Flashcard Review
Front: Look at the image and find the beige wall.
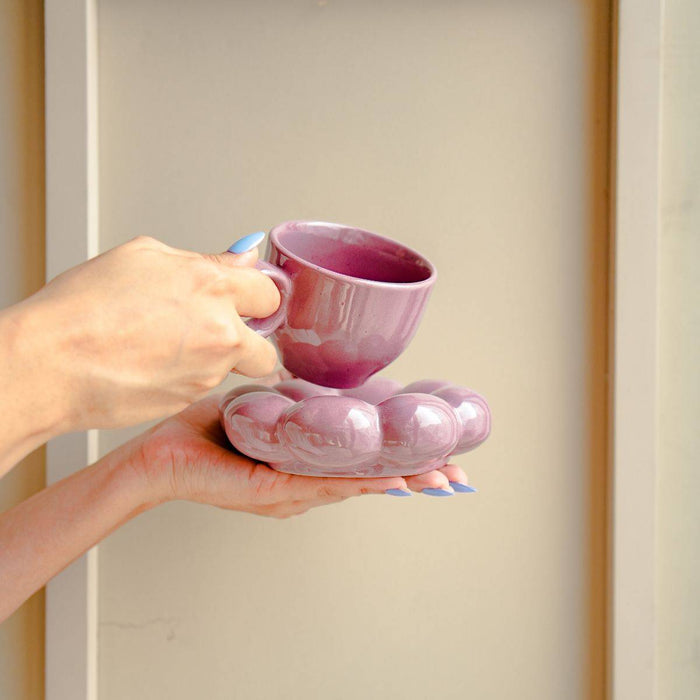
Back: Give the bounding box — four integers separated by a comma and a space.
96, 1, 610, 698
3, 1, 695, 698
657, 0, 700, 698
0, 0, 46, 698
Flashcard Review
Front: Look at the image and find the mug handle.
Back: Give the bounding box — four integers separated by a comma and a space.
246, 261, 292, 338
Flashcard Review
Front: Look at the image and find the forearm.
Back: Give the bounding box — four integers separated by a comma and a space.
0, 299, 71, 475
0, 440, 161, 621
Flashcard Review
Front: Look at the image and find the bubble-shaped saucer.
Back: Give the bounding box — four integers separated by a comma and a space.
219, 377, 491, 478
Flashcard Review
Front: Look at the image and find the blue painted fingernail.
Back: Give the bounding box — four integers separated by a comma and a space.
449, 482, 478, 493
228, 231, 266, 254
422, 488, 454, 497
386, 488, 412, 497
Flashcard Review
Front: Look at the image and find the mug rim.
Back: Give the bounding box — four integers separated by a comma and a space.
268, 220, 437, 289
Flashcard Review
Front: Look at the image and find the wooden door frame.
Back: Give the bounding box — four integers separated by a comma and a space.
44, 1, 664, 698
44, 1, 99, 699
610, 1, 663, 698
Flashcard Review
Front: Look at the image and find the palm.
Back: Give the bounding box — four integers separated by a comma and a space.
142, 394, 472, 517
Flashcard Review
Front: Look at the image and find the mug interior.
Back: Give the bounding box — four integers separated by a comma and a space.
272, 222, 434, 284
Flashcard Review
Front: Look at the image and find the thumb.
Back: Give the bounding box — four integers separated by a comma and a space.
210, 231, 267, 268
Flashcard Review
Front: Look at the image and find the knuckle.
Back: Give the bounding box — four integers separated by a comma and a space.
201, 317, 241, 352
187, 260, 222, 296
222, 324, 243, 350
203, 373, 225, 391
205, 265, 232, 293
126, 234, 157, 248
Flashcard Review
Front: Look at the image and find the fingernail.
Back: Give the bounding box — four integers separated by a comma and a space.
385, 488, 412, 497
422, 488, 454, 497
449, 482, 478, 493
228, 231, 266, 254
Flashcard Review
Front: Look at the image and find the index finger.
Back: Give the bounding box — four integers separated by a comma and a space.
229, 266, 281, 319
279, 473, 412, 501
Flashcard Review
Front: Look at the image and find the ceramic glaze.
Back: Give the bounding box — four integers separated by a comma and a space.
220, 377, 491, 478
377, 393, 461, 470
279, 396, 382, 470
222, 392, 294, 463
248, 221, 436, 388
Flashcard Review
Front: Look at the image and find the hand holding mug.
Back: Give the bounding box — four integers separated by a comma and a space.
11, 235, 280, 432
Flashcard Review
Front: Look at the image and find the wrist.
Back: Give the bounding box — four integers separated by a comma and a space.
10, 301, 72, 438
105, 427, 176, 508
97, 438, 169, 516
0, 300, 74, 469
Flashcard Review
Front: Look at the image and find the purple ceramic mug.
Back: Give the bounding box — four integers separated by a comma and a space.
248, 221, 436, 389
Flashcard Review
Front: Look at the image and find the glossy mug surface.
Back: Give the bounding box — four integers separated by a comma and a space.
250, 221, 436, 388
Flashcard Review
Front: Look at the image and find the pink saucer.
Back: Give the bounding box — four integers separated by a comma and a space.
219, 377, 490, 478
